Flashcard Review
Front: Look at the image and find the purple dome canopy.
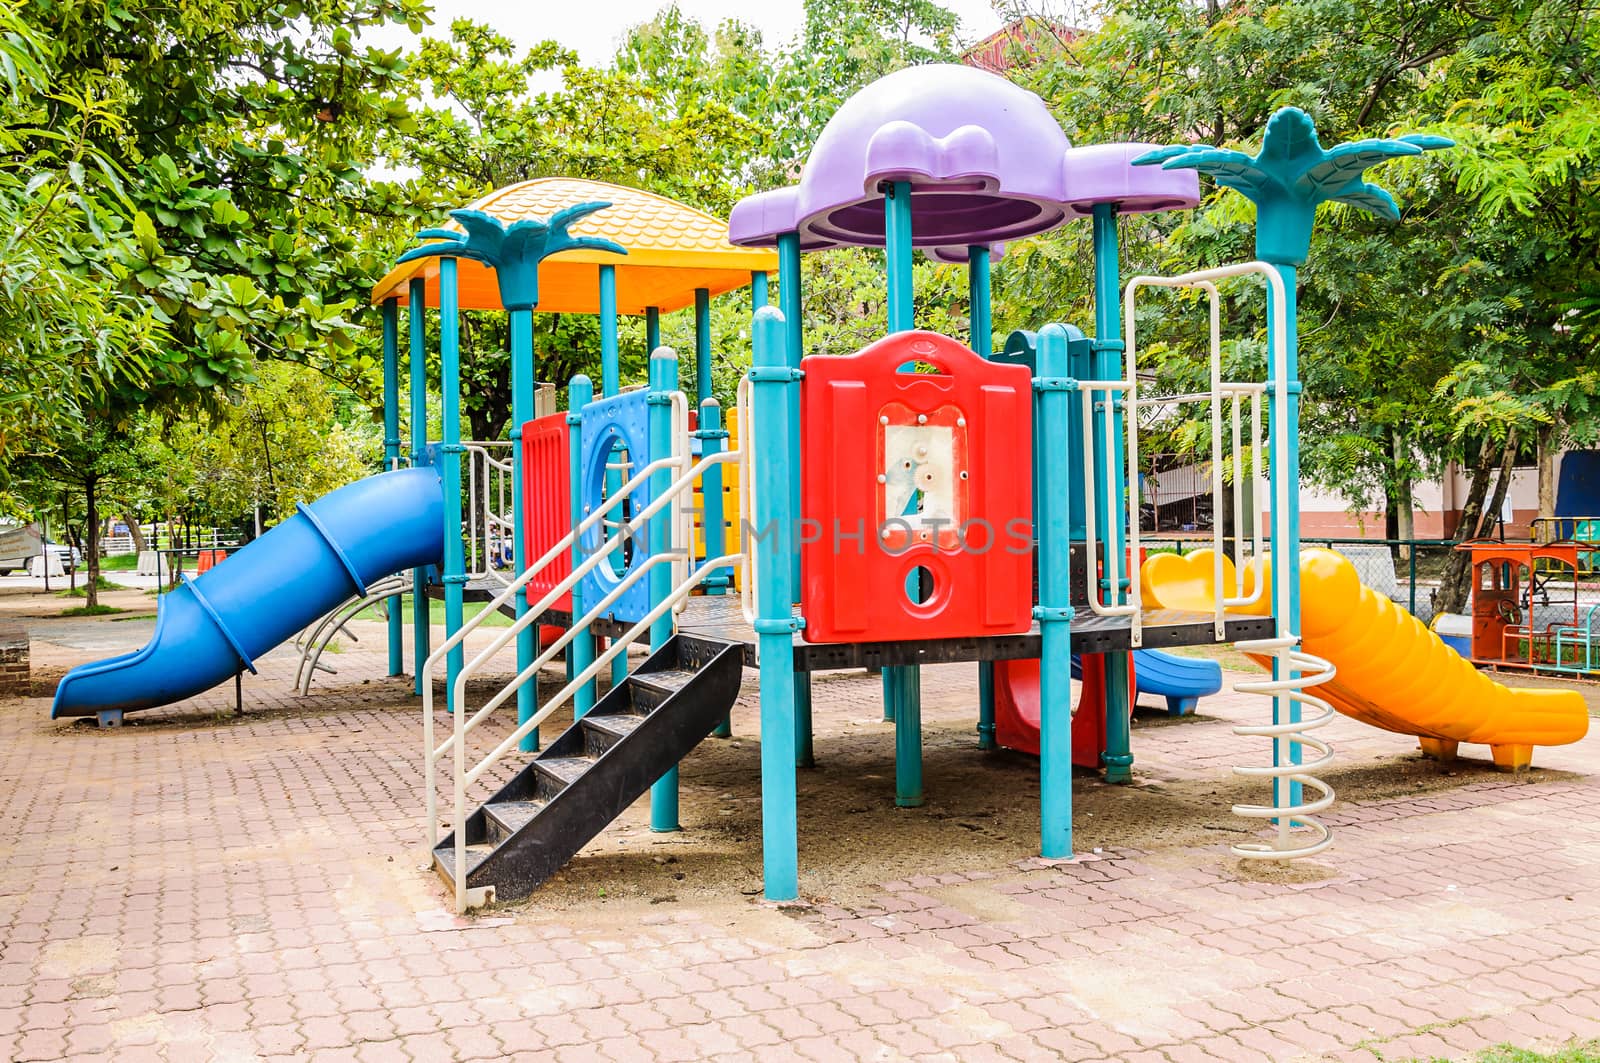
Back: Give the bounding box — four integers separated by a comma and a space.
729, 64, 1074, 250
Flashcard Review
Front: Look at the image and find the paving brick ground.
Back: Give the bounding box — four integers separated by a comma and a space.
4, 626, 1600, 1062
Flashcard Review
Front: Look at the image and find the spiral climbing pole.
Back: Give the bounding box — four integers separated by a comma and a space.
1230, 635, 1337, 859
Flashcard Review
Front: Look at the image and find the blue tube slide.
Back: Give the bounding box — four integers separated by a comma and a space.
52, 468, 444, 719
1070, 649, 1223, 716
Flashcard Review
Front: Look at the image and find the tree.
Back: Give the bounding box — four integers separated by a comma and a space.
997, 0, 1599, 587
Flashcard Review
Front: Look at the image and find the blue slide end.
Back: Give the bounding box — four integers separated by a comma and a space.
1129, 649, 1222, 715
52, 468, 444, 719
1070, 649, 1223, 716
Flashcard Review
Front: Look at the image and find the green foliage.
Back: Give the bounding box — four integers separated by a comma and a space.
998, 0, 1600, 523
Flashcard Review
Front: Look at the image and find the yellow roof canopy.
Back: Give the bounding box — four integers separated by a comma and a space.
370, 178, 776, 315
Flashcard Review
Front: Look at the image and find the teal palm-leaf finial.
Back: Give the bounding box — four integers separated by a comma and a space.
396, 200, 627, 311
1132, 108, 1451, 265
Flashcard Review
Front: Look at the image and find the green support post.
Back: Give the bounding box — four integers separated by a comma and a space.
1037, 324, 1075, 859
648, 349, 680, 832
510, 307, 539, 751
883, 180, 922, 804
408, 279, 430, 696
569, 375, 597, 716
970, 246, 997, 751
438, 258, 466, 715
751, 305, 799, 900
646, 306, 660, 355
777, 232, 813, 768
381, 297, 404, 677
694, 287, 712, 405
1092, 204, 1133, 784
752, 270, 769, 308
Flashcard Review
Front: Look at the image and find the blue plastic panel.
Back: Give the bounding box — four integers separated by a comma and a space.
579, 390, 653, 624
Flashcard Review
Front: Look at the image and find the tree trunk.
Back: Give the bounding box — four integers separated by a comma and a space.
125, 516, 147, 554
1392, 428, 1413, 560
1435, 438, 1505, 613
85, 478, 100, 610
1536, 424, 1557, 528
1482, 439, 1517, 540
63, 490, 75, 594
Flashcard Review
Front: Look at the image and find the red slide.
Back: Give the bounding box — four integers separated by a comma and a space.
994, 655, 1136, 767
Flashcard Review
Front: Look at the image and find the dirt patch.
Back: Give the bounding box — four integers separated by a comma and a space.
500, 664, 1575, 914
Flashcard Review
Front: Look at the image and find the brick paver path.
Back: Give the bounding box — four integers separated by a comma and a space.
4, 632, 1599, 1062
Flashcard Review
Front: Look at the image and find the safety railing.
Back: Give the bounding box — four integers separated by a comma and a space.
1079, 264, 1275, 645
420, 389, 749, 911
464, 441, 516, 585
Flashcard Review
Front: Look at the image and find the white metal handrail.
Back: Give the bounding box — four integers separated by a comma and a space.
427, 447, 739, 771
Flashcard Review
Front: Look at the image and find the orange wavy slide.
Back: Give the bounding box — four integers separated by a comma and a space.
1140, 547, 1589, 770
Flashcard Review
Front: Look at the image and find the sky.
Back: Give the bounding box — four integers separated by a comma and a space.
399, 0, 1008, 65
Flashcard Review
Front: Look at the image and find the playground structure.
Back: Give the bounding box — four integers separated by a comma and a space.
51, 65, 1590, 911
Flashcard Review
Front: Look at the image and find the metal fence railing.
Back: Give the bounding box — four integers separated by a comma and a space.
1143, 536, 1458, 622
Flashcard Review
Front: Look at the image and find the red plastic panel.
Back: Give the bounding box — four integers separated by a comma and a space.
521, 412, 572, 613
800, 330, 1033, 643
993, 656, 1137, 768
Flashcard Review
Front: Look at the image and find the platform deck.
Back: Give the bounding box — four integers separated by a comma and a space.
433, 579, 1273, 670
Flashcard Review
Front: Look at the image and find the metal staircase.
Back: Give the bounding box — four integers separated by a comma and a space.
432, 634, 743, 905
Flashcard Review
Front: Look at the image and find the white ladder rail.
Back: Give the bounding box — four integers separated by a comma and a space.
1123, 260, 1337, 859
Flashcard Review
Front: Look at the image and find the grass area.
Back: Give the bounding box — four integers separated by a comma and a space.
110, 613, 157, 622
1459, 1042, 1600, 1063
55, 575, 121, 597
97, 553, 140, 571
353, 593, 515, 628
61, 604, 123, 617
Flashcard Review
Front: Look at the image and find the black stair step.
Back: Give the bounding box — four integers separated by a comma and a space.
433, 841, 493, 884
581, 713, 644, 756
483, 800, 544, 845
630, 669, 697, 697
532, 756, 593, 797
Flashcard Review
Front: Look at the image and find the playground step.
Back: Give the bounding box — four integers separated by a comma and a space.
433, 635, 744, 906
483, 800, 544, 845
432, 841, 493, 882
581, 712, 645, 756
532, 756, 593, 800
628, 668, 699, 711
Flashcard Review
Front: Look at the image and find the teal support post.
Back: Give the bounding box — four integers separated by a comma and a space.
568, 376, 597, 716
407, 279, 430, 696
648, 349, 681, 832
694, 287, 712, 405
509, 308, 539, 751
883, 181, 922, 801
1092, 204, 1134, 785
697, 400, 730, 596
438, 258, 466, 715
381, 298, 404, 678
970, 246, 997, 751
1036, 324, 1075, 858
646, 305, 660, 355
777, 233, 812, 765
751, 305, 799, 900
599, 265, 620, 397
1268, 263, 1303, 808
752, 270, 769, 309
600, 266, 627, 689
